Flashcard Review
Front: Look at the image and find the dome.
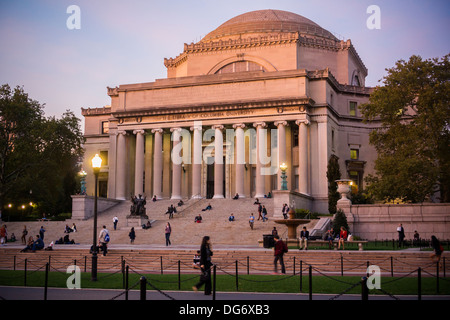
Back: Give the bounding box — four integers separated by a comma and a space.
201, 9, 337, 42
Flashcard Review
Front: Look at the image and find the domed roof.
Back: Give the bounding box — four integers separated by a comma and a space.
201, 9, 337, 42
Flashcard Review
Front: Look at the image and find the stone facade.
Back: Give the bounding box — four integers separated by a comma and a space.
82, 10, 377, 213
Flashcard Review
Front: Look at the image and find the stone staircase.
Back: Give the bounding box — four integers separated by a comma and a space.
2, 197, 317, 247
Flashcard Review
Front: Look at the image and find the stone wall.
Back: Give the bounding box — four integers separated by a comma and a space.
71, 195, 121, 220
339, 202, 450, 241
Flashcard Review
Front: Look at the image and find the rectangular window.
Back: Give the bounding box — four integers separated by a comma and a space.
101, 121, 109, 134
350, 149, 359, 160
100, 151, 108, 166
349, 101, 357, 116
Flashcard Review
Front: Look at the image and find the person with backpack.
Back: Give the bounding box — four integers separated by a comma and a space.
273, 235, 287, 274
98, 225, 110, 256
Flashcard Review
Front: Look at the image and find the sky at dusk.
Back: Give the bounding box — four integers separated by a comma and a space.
0, 0, 449, 127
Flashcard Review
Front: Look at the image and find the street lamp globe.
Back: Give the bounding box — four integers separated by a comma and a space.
91, 154, 102, 172
280, 162, 288, 172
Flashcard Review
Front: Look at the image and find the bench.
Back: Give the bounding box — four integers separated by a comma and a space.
306, 240, 369, 250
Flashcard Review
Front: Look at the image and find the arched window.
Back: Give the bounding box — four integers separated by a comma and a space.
215, 61, 267, 74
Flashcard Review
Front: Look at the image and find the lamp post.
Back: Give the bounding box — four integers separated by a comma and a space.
280, 162, 288, 191
79, 170, 87, 195
91, 154, 102, 281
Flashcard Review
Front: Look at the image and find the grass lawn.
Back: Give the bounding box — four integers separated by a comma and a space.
0, 270, 448, 297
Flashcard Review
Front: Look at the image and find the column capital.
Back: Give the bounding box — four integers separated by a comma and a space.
133, 129, 145, 135
151, 128, 164, 134
274, 120, 289, 127
190, 125, 202, 132
253, 122, 267, 128
170, 127, 182, 133
232, 123, 246, 129
212, 124, 224, 130
117, 130, 128, 136
295, 118, 310, 126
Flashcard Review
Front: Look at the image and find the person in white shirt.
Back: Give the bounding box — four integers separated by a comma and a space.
98, 226, 109, 256
113, 216, 119, 230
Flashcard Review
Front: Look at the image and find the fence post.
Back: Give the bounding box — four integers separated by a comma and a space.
340, 255, 343, 276
122, 259, 126, 289
390, 257, 394, 277
140, 276, 147, 301
84, 256, 87, 273
417, 267, 421, 301
24, 258, 27, 287
125, 265, 129, 301
178, 260, 181, 290
436, 261, 440, 294
44, 262, 49, 301
293, 256, 296, 275
160, 256, 163, 275
247, 256, 249, 275
235, 260, 239, 291
299, 260, 303, 293
361, 277, 368, 301
14, 256, 16, 271
213, 264, 217, 301
308, 265, 312, 301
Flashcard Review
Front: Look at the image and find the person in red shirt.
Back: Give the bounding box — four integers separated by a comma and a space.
338, 226, 348, 250
273, 235, 288, 274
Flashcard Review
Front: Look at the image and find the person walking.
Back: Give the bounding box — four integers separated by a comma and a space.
113, 216, 119, 231
129, 227, 136, 244
257, 203, 263, 220
273, 235, 287, 274
397, 224, 405, 248
430, 235, 444, 268
262, 205, 268, 222
165, 222, 172, 246
193, 236, 213, 295
98, 225, 109, 256
249, 214, 255, 230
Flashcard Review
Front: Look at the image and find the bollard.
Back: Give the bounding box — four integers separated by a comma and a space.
140, 276, 147, 300
361, 277, 369, 301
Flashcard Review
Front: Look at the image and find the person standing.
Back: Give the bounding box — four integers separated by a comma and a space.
21, 225, 28, 245
98, 225, 109, 256
113, 216, 119, 230
0, 225, 7, 246
262, 205, 268, 222
257, 203, 263, 220
129, 227, 136, 244
165, 222, 172, 246
193, 236, 213, 295
273, 235, 287, 274
299, 226, 309, 250
39, 226, 45, 241
397, 224, 405, 248
430, 235, 444, 267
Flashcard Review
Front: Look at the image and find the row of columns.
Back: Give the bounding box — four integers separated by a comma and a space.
114, 119, 310, 200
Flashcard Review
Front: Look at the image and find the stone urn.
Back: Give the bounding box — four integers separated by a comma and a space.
336, 179, 353, 205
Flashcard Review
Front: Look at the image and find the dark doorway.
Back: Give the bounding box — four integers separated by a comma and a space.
206, 156, 226, 199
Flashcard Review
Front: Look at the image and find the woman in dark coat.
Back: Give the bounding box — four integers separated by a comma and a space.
193, 236, 213, 295
430, 235, 444, 267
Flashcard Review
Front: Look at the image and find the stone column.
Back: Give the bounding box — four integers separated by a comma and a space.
296, 119, 310, 195
212, 125, 224, 199
274, 121, 288, 190
190, 124, 202, 199
151, 129, 163, 199
170, 128, 182, 200
253, 122, 267, 198
233, 123, 246, 197
133, 130, 145, 196
116, 130, 127, 200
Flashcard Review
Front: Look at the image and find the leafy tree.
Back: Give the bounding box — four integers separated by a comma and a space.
326, 154, 341, 214
0, 84, 84, 219
360, 54, 450, 203
332, 209, 349, 233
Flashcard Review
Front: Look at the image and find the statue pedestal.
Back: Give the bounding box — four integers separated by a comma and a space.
126, 215, 149, 228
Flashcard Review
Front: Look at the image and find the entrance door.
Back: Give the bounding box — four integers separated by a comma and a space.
206, 156, 226, 199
